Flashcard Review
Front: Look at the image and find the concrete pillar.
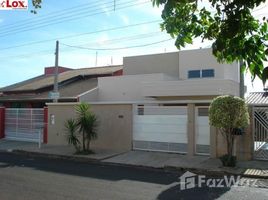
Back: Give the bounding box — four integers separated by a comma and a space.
43, 107, 48, 143
236, 107, 254, 161
187, 103, 195, 156
0, 107, 5, 139
210, 126, 217, 158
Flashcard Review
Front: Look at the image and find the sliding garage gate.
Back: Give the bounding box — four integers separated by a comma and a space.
5, 108, 44, 142
133, 105, 188, 153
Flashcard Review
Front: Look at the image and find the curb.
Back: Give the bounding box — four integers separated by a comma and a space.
9, 149, 169, 173
2, 149, 267, 179
11, 149, 101, 164
163, 166, 268, 179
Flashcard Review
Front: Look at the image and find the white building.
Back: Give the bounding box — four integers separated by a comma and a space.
82, 48, 240, 102
78, 48, 242, 155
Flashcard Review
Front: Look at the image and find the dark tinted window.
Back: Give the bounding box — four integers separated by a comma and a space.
198, 108, 209, 116
188, 70, 201, 78
202, 69, 214, 77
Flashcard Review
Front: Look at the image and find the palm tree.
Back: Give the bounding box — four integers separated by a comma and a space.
75, 103, 98, 152
64, 118, 80, 152
85, 113, 98, 151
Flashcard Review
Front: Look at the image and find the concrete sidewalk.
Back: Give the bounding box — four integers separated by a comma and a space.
103, 151, 268, 178
0, 139, 125, 160
0, 139, 267, 179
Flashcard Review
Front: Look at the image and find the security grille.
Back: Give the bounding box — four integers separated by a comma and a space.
5, 108, 44, 142
253, 107, 268, 160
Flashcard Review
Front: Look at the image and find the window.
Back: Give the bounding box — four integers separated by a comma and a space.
188, 70, 201, 78
137, 105, 144, 115
198, 108, 209, 116
202, 69, 214, 78
188, 69, 215, 79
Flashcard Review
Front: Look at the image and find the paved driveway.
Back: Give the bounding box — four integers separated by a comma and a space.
0, 139, 38, 151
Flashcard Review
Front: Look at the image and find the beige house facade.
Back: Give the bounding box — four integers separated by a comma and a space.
47, 48, 253, 160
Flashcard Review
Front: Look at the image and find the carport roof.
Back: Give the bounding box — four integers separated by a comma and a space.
246, 92, 268, 105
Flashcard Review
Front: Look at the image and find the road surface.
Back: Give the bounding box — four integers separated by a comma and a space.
0, 152, 267, 200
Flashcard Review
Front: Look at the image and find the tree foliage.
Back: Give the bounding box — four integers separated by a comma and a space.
31, 0, 42, 14
152, 0, 268, 83
209, 95, 249, 166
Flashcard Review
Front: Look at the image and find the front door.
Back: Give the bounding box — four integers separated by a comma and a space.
195, 107, 210, 155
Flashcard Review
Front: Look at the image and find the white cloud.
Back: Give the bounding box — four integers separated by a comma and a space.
119, 14, 129, 25
136, 2, 163, 17
96, 33, 109, 45
101, 5, 111, 17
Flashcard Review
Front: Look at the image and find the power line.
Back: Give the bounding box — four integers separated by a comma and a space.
0, 20, 161, 51
0, 37, 173, 60
0, 0, 148, 36
0, 0, 137, 33
76, 31, 162, 46
0, 0, 150, 37
60, 38, 173, 51
0, 0, 115, 29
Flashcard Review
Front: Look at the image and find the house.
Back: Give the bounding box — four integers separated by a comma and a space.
0, 65, 122, 142
46, 48, 253, 161
0, 65, 123, 108
246, 92, 268, 160
1, 48, 255, 160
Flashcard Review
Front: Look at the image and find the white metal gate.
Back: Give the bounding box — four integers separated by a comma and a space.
253, 107, 268, 160
195, 107, 210, 155
5, 108, 44, 142
133, 105, 188, 153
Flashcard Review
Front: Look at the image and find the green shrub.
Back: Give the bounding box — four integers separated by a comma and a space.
220, 155, 237, 167
65, 103, 98, 154
209, 95, 249, 167
65, 118, 80, 152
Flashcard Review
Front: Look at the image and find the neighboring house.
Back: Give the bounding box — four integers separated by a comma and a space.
0, 65, 123, 108
246, 92, 268, 160
0, 65, 122, 143
47, 48, 253, 161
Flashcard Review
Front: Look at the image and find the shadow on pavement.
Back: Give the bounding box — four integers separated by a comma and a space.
0, 152, 180, 185
157, 184, 230, 200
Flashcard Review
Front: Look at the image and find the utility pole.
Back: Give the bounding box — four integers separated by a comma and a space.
53, 40, 59, 103
95, 51, 98, 66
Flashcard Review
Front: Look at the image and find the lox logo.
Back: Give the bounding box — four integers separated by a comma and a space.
0, 0, 28, 10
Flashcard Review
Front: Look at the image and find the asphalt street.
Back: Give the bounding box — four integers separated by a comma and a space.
0, 152, 267, 200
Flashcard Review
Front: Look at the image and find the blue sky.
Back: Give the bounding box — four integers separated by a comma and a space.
0, 0, 267, 94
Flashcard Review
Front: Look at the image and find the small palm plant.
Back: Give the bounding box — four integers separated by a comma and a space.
85, 113, 98, 151
75, 103, 98, 153
65, 118, 80, 152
